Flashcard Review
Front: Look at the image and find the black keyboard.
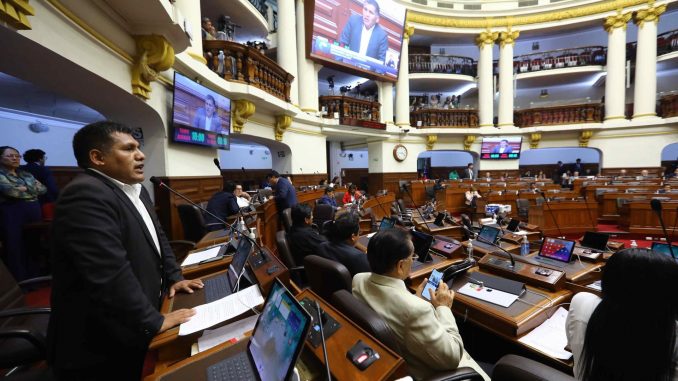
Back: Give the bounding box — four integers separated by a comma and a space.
207, 352, 256, 381
203, 274, 232, 303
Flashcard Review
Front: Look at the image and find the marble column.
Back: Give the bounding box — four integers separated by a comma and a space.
632, 4, 666, 119
603, 11, 632, 121
475, 31, 498, 127
497, 29, 519, 127
395, 24, 414, 127
296, 0, 319, 112
378, 81, 394, 124
277, 0, 298, 104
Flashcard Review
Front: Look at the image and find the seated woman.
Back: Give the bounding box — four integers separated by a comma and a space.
448, 170, 459, 180
288, 203, 327, 265
205, 180, 240, 230
566, 248, 678, 381
319, 211, 369, 277
318, 187, 338, 208
464, 187, 481, 208
342, 184, 364, 205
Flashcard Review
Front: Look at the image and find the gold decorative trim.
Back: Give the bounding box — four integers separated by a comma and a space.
232, 99, 256, 133
396, 122, 411, 126
634, 3, 666, 27
275, 114, 293, 141
475, 30, 498, 47
579, 130, 593, 147
498, 28, 520, 48
497, 123, 515, 127
604, 10, 632, 32
403, 23, 415, 40
287, 127, 325, 137
463, 135, 476, 151
132, 35, 174, 100
426, 135, 437, 150
594, 131, 675, 139
479, 123, 495, 127
0, 0, 34, 29
632, 112, 658, 118
300, 108, 318, 112
407, 0, 650, 29
603, 115, 627, 120
530, 133, 542, 149
187, 50, 207, 65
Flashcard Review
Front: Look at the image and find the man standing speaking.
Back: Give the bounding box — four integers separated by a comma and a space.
339, 0, 388, 62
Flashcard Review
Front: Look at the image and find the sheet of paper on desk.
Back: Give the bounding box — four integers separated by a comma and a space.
457, 282, 519, 308
179, 285, 264, 336
198, 314, 259, 353
518, 307, 573, 360
181, 246, 222, 267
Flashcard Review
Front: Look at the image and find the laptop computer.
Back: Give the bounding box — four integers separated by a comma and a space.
206, 278, 312, 381
203, 238, 253, 303
379, 217, 396, 230
651, 242, 678, 259
410, 230, 434, 268
535, 237, 576, 268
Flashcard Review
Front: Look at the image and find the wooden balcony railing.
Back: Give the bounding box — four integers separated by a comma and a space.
203, 40, 294, 102
409, 54, 477, 76
660, 94, 678, 118
657, 29, 678, 56
513, 46, 606, 74
319, 96, 385, 129
514, 103, 603, 128
410, 108, 479, 128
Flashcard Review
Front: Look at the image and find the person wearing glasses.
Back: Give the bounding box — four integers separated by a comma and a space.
353, 229, 489, 380
0, 146, 46, 280
234, 184, 251, 208
319, 211, 369, 277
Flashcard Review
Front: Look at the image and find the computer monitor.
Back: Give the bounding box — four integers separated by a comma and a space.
477, 225, 500, 244
249, 279, 312, 381
580, 231, 609, 251
506, 219, 520, 232
651, 242, 678, 258
227, 238, 253, 292
410, 230, 433, 262
538, 237, 576, 263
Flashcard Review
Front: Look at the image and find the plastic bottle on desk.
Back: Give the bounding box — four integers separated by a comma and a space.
521, 235, 530, 256
238, 217, 247, 236
467, 242, 474, 261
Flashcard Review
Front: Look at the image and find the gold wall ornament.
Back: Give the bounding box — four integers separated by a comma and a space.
275, 114, 293, 141
426, 135, 437, 150
231, 100, 256, 133
131, 35, 174, 100
0, 0, 34, 29
579, 130, 593, 147
529, 133, 542, 149
498, 28, 520, 48
633, 3, 666, 27
603, 10, 632, 32
406, 0, 649, 29
475, 30, 498, 47
463, 135, 476, 151
403, 24, 415, 40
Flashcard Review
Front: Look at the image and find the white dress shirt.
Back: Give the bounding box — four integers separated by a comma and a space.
359, 25, 375, 57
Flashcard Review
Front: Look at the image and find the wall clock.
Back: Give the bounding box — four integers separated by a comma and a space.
393, 144, 408, 162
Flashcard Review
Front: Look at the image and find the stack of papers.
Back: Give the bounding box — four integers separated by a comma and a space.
179, 285, 264, 336
181, 246, 222, 267
518, 307, 573, 360
197, 314, 259, 353
457, 282, 520, 308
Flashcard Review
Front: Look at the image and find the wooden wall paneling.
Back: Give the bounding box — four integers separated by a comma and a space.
600, 167, 665, 177
50, 166, 84, 191
342, 168, 369, 191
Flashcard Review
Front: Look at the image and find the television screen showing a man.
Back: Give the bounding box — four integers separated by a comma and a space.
193, 95, 223, 133
491, 139, 513, 154
339, 0, 388, 62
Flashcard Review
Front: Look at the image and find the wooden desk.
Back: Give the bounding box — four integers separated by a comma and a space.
412, 217, 464, 240
619, 199, 678, 234
195, 229, 231, 249
528, 200, 598, 236
525, 253, 604, 284
462, 240, 521, 256
363, 193, 396, 222
598, 192, 678, 222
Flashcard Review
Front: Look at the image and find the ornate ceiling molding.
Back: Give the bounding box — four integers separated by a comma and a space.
131, 35, 174, 100
232, 99, 256, 133
426, 134, 437, 150
275, 114, 293, 141
0, 0, 34, 30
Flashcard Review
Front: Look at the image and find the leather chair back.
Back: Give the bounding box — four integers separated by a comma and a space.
177, 204, 208, 242
331, 290, 400, 353
516, 198, 530, 219
313, 204, 335, 231
275, 230, 297, 269
281, 208, 293, 233
303, 255, 351, 301
0, 260, 24, 321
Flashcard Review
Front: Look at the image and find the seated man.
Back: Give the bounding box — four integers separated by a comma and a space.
353, 229, 489, 380
234, 184, 251, 208
288, 203, 327, 264
317, 187, 338, 208
205, 180, 240, 229
320, 211, 369, 276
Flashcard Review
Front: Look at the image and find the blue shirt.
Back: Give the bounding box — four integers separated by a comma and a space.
318, 194, 337, 207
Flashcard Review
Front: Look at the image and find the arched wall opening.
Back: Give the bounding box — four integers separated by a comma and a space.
417, 150, 479, 179
519, 147, 602, 179
217, 134, 292, 190
661, 143, 678, 176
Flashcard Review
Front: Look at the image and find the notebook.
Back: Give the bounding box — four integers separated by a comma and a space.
206, 279, 311, 381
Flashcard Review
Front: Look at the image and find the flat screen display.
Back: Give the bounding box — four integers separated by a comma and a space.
307, 0, 407, 80
171, 72, 230, 149
538, 237, 575, 263
477, 225, 500, 244
480, 136, 522, 160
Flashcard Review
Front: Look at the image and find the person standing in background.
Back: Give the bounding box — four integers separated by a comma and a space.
21, 149, 59, 217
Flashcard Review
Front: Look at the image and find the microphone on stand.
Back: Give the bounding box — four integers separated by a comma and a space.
399, 182, 429, 227
540, 191, 565, 239
582, 193, 597, 231
241, 166, 246, 174
315, 300, 332, 381
476, 233, 518, 270
651, 199, 676, 260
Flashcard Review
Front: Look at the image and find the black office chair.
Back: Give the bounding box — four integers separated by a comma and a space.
281, 208, 293, 233
460, 214, 480, 240
168, 240, 196, 265
0, 260, 51, 374
176, 203, 222, 242
313, 204, 335, 235
492, 354, 575, 381
275, 231, 306, 287
303, 255, 351, 301
516, 198, 530, 220
331, 290, 484, 381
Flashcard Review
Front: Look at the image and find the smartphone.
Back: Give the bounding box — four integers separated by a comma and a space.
422, 269, 443, 301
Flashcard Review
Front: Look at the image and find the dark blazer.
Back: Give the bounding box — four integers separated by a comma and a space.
205, 191, 240, 229
317, 194, 337, 208
274, 177, 297, 211
491, 144, 513, 154
339, 15, 388, 61
20, 162, 59, 203
192, 107, 222, 133
461, 168, 475, 180
320, 241, 370, 277
288, 225, 327, 265
47, 170, 183, 374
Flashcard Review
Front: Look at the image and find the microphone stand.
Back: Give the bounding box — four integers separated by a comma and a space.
582, 194, 597, 231
315, 300, 332, 381
540, 191, 565, 239
400, 183, 430, 227
475, 234, 520, 271
651, 199, 677, 260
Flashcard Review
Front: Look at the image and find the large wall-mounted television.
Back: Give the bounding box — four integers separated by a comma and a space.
171, 72, 231, 150
305, 0, 407, 81
480, 136, 522, 160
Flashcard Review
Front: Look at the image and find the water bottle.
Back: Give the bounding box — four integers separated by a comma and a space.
630, 240, 638, 249
521, 235, 530, 256
238, 217, 247, 236
467, 242, 474, 261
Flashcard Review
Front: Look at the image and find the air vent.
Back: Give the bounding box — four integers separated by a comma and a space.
438, 2, 455, 8
464, 3, 481, 9
550, 0, 566, 3
412, 0, 427, 4
519, 0, 538, 6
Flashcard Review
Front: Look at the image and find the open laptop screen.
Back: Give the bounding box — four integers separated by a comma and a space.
477, 225, 500, 244
651, 242, 678, 258
581, 231, 609, 251
539, 237, 576, 263
249, 279, 311, 381
228, 238, 253, 292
